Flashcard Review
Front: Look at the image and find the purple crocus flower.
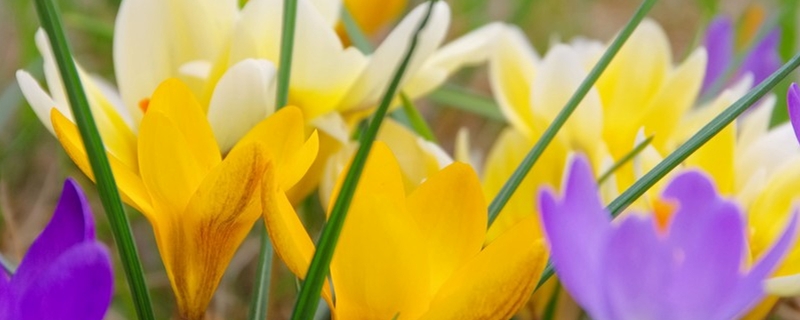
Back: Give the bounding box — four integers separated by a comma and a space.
0, 179, 113, 319
701, 16, 782, 96
787, 82, 800, 143
539, 156, 798, 320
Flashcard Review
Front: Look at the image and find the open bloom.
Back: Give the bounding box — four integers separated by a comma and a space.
540, 156, 798, 320
0, 179, 113, 320
50, 79, 318, 319
263, 142, 546, 319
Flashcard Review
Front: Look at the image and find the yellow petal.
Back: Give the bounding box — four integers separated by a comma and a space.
234, 105, 319, 190
685, 124, 735, 195
51, 109, 153, 214
330, 143, 430, 319
420, 216, 547, 320
484, 128, 567, 243
157, 142, 268, 319
146, 78, 221, 170
641, 48, 706, 152
138, 79, 222, 214
261, 161, 334, 309
407, 162, 486, 293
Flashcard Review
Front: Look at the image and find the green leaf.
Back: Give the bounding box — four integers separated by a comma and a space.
428, 84, 506, 122
399, 92, 437, 142
32, 0, 155, 318
290, 1, 441, 319
536, 51, 800, 290
486, 0, 658, 227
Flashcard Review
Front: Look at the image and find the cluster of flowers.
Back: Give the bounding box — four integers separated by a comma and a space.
9, 0, 800, 319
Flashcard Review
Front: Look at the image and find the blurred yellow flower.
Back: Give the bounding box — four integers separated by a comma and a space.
263, 142, 546, 319
344, 0, 406, 35
49, 79, 318, 319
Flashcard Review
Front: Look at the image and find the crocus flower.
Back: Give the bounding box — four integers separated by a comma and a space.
343, 0, 406, 35
540, 156, 798, 320
0, 179, 113, 320
262, 142, 546, 319
50, 79, 318, 319
701, 15, 782, 97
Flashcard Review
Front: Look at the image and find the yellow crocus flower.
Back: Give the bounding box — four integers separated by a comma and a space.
263, 142, 546, 319
49, 79, 318, 319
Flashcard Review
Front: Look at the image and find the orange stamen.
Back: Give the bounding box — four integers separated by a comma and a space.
139, 98, 151, 114
652, 198, 677, 234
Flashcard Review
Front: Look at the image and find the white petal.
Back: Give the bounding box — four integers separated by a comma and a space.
738, 94, 776, 151
208, 59, 277, 152
35, 30, 68, 108
308, 0, 342, 26
16, 70, 68, 134
765, 274, 800, 297
533, 44, 603, 151
233, 0, 366, 119
311, 112, 351, 144
403, 22, 504, 98
114, 0, 237, 123
337, 1, 450, 112
488, 25, 539, 137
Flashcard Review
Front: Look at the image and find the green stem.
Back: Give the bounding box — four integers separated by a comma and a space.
33, 0, 154, 318
487, 0, 658, 227
428, 84, 506, 122
290, 2, 440, 319
341, 6, 374, 53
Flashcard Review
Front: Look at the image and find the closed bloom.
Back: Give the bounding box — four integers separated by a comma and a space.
701, 14, 781, 97
263, 142, 546, 319
50, 79, 318, 319
540, 156, 798, 320
0, 179, 113, 320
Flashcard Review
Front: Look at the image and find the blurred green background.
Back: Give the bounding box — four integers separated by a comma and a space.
0, 0, 797, 318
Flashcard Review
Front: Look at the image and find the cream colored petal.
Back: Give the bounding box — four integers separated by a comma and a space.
308, 0, 342, 26
403, 22, 504, 98
114, 0, 237, 122
738, 94, 777, 152
208, 59, 277, 152
735, 124, 800, 192
489, 26, 539, 137
337, 1, 450, 112
766, 274, 800, 297
532, 44, 603, 155
16, 70, 66, 134
233, 0, 366, 119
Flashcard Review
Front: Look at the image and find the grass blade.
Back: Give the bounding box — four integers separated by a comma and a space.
597, 135, 653, 184
250, 0, 300, 317
487, 0, 658, 227
290, 2, 440, 318
32, 0, 155, 318
248, 227, 274, 320
428, 84, 506, 122
399, 92, 437, 142
535, 52, 800, 290
341, 6, 374, 53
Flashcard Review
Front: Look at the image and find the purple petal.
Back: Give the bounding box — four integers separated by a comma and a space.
600, 215, 672, 320
701, 16, 734, 95
539, 155, 611, 317
666, 200, 744, 319
661, 171, 726, 246
739, 28, 782, 86
17, 242, 113, 320
0, 272, 10, 319
10, 179, 95, 296
787, 83, 800, 144
718, 212, 799, 318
